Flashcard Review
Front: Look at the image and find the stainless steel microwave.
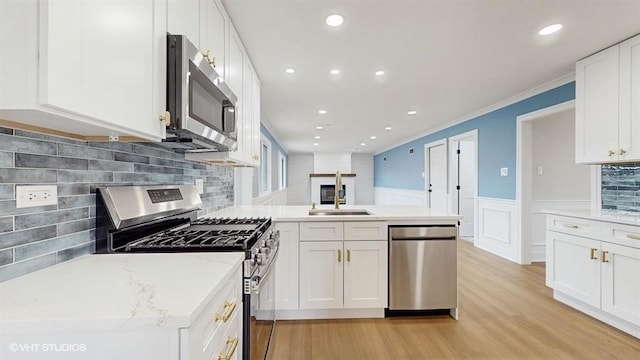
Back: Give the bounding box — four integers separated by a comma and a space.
164, 34, 238, 152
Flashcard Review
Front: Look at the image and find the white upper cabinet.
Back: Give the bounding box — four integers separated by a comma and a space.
0, 0, 167, 141
201, 0, 227, 78
167, 0, 200, 46
576, 33, 640, 164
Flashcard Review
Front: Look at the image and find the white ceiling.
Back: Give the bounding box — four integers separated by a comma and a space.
221, 0, 640, 155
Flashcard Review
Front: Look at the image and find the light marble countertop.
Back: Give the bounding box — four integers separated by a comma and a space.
0, 252, 244, 332
542, 209, 640, 227
211, 205, 461, 224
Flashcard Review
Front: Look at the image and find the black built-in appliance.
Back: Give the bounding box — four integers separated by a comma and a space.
95, 185, 278, 360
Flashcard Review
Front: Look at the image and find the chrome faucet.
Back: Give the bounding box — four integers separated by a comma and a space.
334, 171, 343, 209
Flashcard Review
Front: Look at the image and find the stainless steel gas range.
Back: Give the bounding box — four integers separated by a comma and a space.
95, 185, 279, 360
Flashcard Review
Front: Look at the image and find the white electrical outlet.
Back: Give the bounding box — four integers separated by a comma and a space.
16, 185, 58, 208
195, 179, 204, 194
500, 167, 509, 177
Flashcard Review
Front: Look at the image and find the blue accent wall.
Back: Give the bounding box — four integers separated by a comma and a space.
260, 124, 288, 192
373, 82, 576, 200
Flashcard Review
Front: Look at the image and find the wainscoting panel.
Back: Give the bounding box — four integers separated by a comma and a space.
476, 197, 517, 262
530, 200, 590, 262
374, 187, 425, 206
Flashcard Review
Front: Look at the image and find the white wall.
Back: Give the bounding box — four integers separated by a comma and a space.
352, 153, 374, 205
287, 154, 314, 205
313, 153, 351, 173
532, 110, 590, 200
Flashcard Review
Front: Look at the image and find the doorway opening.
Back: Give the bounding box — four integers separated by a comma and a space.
449, 130, 478, 243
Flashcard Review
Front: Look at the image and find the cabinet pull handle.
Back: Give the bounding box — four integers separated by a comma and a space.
626, 234, 640, 240
337, 249, 342, 262
562, 224, 579, 229
215, 301, 236, 322
608, 149, 615, 156
590, 248, 598, 260
620, 148, 627, 156
601, 251, 609, 263
218, 337, 239, 360
347, 249, 351, 262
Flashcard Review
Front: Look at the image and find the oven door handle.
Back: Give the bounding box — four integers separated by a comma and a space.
251, 245, 279, 294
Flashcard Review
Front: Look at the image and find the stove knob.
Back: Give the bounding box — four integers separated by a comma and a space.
261, 247, 271, 256
250, 253, 259, 266
266, 239, 275, 248
256, 253, 266, 266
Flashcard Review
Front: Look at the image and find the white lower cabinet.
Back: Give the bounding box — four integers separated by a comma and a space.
274, 222, 300, 311
299, 241, 344, 309
600, 242, 640, 326
546, 214, 640, 338
297, 221, 389, 312
180, 265, 242, 360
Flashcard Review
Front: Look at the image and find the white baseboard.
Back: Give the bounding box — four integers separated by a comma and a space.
276, 308, 385, 320
476, 197, 518, 262
530, 200, 590, 262
253, 188, 288, 206
374, 187, 425, 206
554, 290, 640, 339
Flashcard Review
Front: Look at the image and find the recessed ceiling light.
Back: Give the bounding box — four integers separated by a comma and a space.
313, 142, 319, 146
384, 126, 392, 131
370, 136, 377, 140
316, 125, 324, 130
318, 110, 327, 114
539, 24, 563, 36
330, 69, 340, 75
314, 135, 320, 139
408, 110, 417, 115
325, 14, 344, 27
285, 68, 295, 74
375, 70, 385, 76
360, 143, 366, 146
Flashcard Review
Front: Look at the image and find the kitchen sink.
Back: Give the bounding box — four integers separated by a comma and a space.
308, 209, 372, 216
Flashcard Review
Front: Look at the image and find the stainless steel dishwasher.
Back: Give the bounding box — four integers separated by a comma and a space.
388, 225, 457, 312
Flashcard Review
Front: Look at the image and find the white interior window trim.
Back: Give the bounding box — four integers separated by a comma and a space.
260, 136, 272, 195
278, 151, 287, 190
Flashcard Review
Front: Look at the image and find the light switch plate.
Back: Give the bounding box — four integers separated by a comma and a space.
500, 167, 508, 177
16, 185, 58, 208
195, 179, 204, 194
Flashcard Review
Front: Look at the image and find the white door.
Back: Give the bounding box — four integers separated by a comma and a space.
426, 141, 448, 211
456, 140, 475, 237
601, 242, 640, 325
299, 241, 343, 309
343, 241, 388, 309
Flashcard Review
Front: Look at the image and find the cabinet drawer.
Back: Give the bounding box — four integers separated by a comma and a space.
182, 266, 241, 360
209, 304, 242, 360
546, 215, 596, 238
300, 222, 343, 241
344, 222, 388, 241
600, 222, 640, 248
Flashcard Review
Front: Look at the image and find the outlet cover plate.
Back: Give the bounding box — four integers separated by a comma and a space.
500, 167, 509, 177
16, 185, 58, 208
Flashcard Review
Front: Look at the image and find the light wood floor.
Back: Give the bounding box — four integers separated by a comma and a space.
267, 240, 640, 359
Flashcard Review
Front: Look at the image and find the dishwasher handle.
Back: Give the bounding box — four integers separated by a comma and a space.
389, 226, 457, 240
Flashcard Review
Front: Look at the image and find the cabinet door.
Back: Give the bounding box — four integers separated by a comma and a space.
251, 72, 261, 166
601, 242, 640, 326
343, 241, 388, 308
299, 241, 343, 309
274, 223, 299, 311
167, 0, 200, 46
242, 60, 254, 163
619, 34, 640, 161
202, 0, 226, 78
40, 0, 166, 140
546, 231, 601, 308
226, 26, 245, 161
575, 45, 620, 163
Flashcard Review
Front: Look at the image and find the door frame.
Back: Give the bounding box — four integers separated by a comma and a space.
424, 139, 448, 209
448, 129, 478, 243
515, 99, 601, 264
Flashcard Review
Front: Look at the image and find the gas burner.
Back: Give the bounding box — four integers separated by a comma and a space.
191, 217, 269, 226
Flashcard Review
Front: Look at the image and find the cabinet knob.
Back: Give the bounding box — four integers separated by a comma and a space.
620, 148, 627, 156
608, 149, 615, 157
159, 111, 171, 127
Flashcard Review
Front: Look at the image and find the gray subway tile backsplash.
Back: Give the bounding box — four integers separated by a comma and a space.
601, 164, 640, 214
0, 127, 234, 281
